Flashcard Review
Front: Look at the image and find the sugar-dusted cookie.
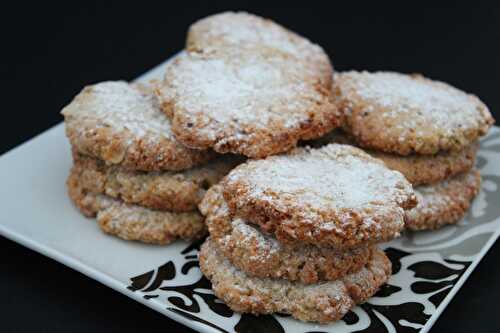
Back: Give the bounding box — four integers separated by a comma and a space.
72, 151, 241, 212
222, 144, 416, 249
406, 169, 481, 231
67, 168, 206, 245
157, 13, 340, 158
199, 238, 391, 323
373, 146, 477, 186
62, 81, 214, 171
158, 50, 339, 158
186, 11, 333, 85
334, 71, 494, 155
310, 130, 478, 185
200, 185, 373, 284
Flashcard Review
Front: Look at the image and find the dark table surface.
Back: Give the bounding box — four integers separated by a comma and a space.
1, 2, 499, 332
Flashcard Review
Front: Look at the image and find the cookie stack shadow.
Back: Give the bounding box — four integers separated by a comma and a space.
198, 144, 418, 322
62, 81, 241, 244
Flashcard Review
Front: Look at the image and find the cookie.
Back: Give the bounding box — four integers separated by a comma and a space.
200, 184, 373, 284
222, 144, 416, 250
186, 11, 333, 86
370, 145, 477, 186
72, 151, 241, 212
310, 130, 478, 185
157, 17, 340, 158
405, 169, 481, 231
199, 238, 391, 323
62, 81, 214, 171
334, 71, 494, 155
67, 167, 206, 244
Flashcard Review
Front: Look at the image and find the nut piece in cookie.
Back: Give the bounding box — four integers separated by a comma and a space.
156, 12, 340, 158
199, 238, 391, 323
406, 169, 481, 231
199, 184, 373, 284
222, 144, 417, 250
72, 151, 242, 212
334, 71, 494, 155
67, 168, 206, 245
62, 81, 214, 171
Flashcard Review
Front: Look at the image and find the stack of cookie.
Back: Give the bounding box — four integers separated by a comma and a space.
62, 81, 240, 244
199, 144, 417, 322
60, 9, 496, 325
331, 71, 494, 230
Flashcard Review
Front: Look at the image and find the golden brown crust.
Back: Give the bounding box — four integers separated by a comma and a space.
67, 167, 206, 245
334, 71, 494, 155
62, 81, 214, 171
405, 169, 481, 231
72, 151, 241, 212
310, 130, 478, 185
200, 185, 373, 284
199, 238, 391, 323
222, 144, 416, 250
156, 12, 341, 158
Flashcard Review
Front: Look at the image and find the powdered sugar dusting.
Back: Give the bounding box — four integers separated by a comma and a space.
158, 12, 337, 156
227, 144, 413, 213
62, 81, 174, 140
340, 71, 488, 132
162, 52, 329, 141
408, 169, 479, 217
200, 239, 391, 322
189, 12, 326, 68
230, 218, 281, 259
209, 188, 281, 260
202, 239, 352, 314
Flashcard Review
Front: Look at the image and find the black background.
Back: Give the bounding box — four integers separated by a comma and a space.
1, 2, 499, 332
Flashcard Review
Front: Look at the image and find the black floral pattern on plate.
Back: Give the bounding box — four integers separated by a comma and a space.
127, 242, 472, 333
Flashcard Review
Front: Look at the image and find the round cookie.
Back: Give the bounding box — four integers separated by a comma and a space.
334, 71, 494, 155
72, 151, 241, 212
199, 238, 391, 323
157, 50, 339, 158
157, 13, 340, 159
405, 169, 481, 231
67, 168, 206, 245
222, 144, 417, 250
200, 184, 373, 284
186, 11, 333, 86
62, 81, 214, 171
370, 145, 477, 186
310, 130, 478, 185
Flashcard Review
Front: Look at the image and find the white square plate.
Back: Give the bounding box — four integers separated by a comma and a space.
1, 58, 499, 333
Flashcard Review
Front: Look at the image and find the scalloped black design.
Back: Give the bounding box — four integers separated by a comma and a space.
127, 242, 472, 333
